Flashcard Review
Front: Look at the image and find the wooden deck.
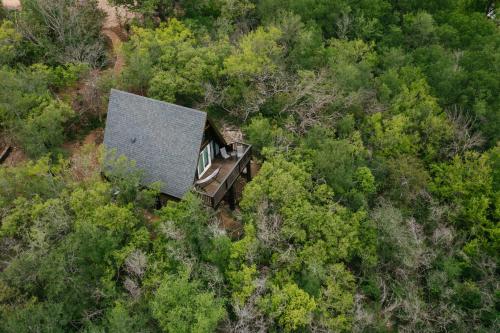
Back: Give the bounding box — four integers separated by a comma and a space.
195, 143, 252, 207
201, 157, 239, 196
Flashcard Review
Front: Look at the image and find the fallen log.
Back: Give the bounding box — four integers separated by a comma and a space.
0, 145, 12, 164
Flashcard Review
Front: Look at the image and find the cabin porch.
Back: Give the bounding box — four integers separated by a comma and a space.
195, 142, 252, 208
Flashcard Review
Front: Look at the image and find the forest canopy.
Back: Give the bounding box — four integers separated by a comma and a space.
0, 0, 499, 332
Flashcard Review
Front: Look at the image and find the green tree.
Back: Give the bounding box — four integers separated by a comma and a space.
17, 100, 75, 157
150, 273, 226, 333
121, 19, 221, 103
0, 20, 21, 65
316, 263, 356, 332
430, 151, 498, 253
261, 282, 316, 332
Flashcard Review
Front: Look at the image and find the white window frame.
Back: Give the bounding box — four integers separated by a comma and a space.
198, 143, 212, 177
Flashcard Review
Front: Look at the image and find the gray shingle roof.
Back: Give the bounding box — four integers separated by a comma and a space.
103, 89, 207, 198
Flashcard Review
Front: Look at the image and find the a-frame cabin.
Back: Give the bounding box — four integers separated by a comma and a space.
103, 89, 251, 208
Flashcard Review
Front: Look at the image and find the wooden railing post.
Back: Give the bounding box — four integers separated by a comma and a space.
227, 185, 236, 210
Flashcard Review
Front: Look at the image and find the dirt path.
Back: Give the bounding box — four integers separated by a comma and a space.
103, 28, 125, 75
63, 128, 104, 181
98, 0, 135, 29
2, 1, 133, 26
98, 0, 133, 75
2, 0, 20, 9
218, 207, 243, 238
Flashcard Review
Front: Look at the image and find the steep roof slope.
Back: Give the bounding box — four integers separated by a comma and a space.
103, 89, 207, 198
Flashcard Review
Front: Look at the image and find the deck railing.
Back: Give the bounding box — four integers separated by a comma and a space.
195, 142, 251, 207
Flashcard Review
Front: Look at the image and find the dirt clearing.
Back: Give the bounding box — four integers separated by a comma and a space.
2, 0, 20, 9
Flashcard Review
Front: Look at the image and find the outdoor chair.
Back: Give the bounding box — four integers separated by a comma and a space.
220, 147, 230, 159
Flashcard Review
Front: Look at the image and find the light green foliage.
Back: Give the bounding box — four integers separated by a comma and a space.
261, 282, 316, 332
70, 182, 111, 219
150, 274, 226, 333
431, 152, 493, 226
105, 302, 141, 333
29, 63, 89, 90
237, 155, 362, 330
354, 166, 376, 195
317, 263, 356, 332
227, 264, 258, 306
241, 155, 310, 214
372, 66, 456, 161
228, 223, 258, 265
391, 79, 454, 160
0, 197, 34, 239
0, 156, 66, 210
121, 19, 221, 102
242, 155, 361, 260
218, 25, 287, 117
367, 112, 420, 158
0, 20, 21, 65
430, 151, 498, 253
224, 26, 283, 77
0, 155, 160, 332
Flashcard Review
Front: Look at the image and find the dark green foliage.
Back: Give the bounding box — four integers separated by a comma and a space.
0, 65, 85, 157
300, 127, 371, 205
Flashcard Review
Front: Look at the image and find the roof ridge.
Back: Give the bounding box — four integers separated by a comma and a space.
110, 89, 207, 118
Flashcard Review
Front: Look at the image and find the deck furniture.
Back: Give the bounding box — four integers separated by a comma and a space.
195, 167, 220, 186
236, 144, 245, 158
195, 142, 252, 208
220, 147, 230, 159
